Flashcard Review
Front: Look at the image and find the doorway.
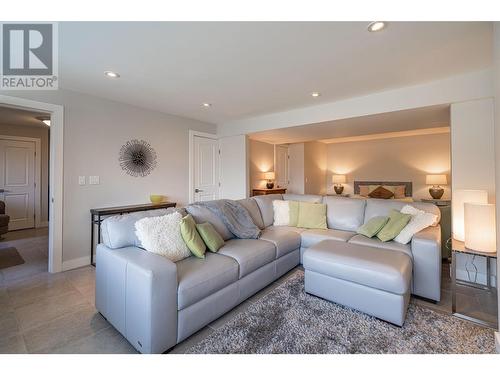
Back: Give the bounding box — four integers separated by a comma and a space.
0, 95, 63, 274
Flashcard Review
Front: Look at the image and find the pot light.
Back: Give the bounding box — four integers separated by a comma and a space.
202, 103, 211, 108
311, 92, 321, 97
367, 21, 387, 32
104, 71, 120, 78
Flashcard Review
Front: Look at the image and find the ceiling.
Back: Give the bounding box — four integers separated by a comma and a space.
249, 104, 450, 144
0, 106, 50, 128
58, 22, 492, 124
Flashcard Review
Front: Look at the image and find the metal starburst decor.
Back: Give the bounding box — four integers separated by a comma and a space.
119, 139, 157, 177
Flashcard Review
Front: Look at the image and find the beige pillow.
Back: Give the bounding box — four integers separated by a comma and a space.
368, 186, 394, 199
393, 185, 406, 199
359, 186, 370, 197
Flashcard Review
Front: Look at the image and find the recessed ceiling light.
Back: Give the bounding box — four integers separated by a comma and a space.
202, 103, 211, 108
367, 21, 387, 32
311, 92, 321, 98
104, 71, 120, 78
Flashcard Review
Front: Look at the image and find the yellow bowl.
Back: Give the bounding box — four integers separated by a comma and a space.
149, 195, 164, 204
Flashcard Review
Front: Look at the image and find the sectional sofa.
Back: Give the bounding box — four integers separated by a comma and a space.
95, 193, 441, 354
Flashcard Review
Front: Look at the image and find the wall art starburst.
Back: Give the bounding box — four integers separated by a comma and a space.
119, 139, 157, 177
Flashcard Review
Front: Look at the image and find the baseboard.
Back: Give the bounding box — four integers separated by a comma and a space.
495, 332, 500, 353
62, 256, 91, 271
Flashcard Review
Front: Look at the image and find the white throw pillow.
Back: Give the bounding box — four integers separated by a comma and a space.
134, 211, 191, 262
394, 205, 438, 244
273, 200, 290, 226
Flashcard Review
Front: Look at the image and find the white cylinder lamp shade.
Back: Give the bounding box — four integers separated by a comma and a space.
464, 203, 496, 253
332, 175, 346, 184
452, 189, 488, 241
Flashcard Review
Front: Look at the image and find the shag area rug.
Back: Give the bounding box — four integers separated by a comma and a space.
187, 271, 496, 354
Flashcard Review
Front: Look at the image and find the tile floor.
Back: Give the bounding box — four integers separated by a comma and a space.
0, 230, 498, 354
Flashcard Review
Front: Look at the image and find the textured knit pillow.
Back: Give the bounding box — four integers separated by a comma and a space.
135, 212, 191, 262
394, 205, 438, 244
297, 202, 327, 229
196, 222, 225, 252
273, 200, 290, 226
368, 186, 394, 199
180, 214, 206, 258
376, 209, 412, 242
357, 216, 389, 238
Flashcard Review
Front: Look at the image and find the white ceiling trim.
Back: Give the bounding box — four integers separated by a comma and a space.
217, 69, 493, 137
321, 126, 450, 144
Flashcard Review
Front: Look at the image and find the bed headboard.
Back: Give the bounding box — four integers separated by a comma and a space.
353, 181, 413, 197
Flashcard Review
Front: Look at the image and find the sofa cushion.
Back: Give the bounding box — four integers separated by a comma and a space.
357, 216, 389, 238
297, 202, 327, 229
186, 204, 234, 240
253, 194, 283, 228
364, 200, 441, 226
259, 227, 301, 258
348, 234, 412, 258
218, 239, 276, 278
176, 252, 239, 310
283, 194, 323, 203
180, 214, 206, 258
376, 210, 412, 242
303, 240, 412, 295
301, 228, 356, 248
101, 208, 178, 249
196, 222, 225, 252
238, 198, 265, 230
322, 196, 366, 232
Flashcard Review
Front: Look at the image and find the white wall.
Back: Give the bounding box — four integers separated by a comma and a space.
2, 89, 216, 265
451, 98, 497, 287
219, 135, 248, 200
0, 124, 50, 223
493, 22, 500, 341
304, 141, 327, 195
249, 139, 274, 191
326, 133, 451, 199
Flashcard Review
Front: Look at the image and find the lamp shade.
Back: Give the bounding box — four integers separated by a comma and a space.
426, 174, 447, 185
464, 203, 496, 253
452, 189, 488, 241
332, 174, 346, 184
262, 172, 275, 180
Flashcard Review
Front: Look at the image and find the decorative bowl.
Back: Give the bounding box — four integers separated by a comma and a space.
149, 195, 164, 204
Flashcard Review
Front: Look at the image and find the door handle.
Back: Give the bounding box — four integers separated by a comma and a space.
194, 188, 204, 193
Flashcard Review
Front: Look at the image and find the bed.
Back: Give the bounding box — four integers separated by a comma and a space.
352, 181, 414, 202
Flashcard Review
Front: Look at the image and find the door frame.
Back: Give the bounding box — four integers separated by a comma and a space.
188, 130, 219, 204
0, 95, 64, 273
0, 135, 43, 228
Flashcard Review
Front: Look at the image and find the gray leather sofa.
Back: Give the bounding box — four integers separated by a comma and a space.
95, 194, 441, 353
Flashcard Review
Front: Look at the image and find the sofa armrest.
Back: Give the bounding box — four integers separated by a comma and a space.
411, 225, 442, 301
95, 244, 178, 353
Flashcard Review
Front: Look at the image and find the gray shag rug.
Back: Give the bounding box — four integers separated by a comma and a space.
186, 271, 496, 354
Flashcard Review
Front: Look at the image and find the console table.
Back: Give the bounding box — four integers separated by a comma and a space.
251, 188, 287, 196
90, 202, 176, 266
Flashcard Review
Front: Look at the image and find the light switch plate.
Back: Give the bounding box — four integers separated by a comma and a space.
78, 176, 86, 185
89, 176, 100, 185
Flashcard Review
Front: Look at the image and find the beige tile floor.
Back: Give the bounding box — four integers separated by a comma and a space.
0, 229, 497, 354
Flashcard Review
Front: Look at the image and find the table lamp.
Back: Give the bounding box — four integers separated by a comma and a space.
426, 174, 447, 199
263, 172, 275, 189
464, 203, 496, 253
332, 175, 346, 195
452, 189, 488, 242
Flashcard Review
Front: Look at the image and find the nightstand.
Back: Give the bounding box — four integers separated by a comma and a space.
451, 239, 497, 329
251, 188, 287, 196
420, 199, 451, 258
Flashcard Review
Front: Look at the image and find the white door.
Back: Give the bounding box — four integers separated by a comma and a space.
275, 145, 289, 188
193, 135, 219, 202
0, 139, 36, 230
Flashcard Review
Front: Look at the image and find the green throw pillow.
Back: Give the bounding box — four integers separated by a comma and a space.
180, 214, 206, 258
288, 201, 299, 227
297, 202, 327, 229
196, 222, 225, 252
376, 210, 412, 242
357, 216, 389, 238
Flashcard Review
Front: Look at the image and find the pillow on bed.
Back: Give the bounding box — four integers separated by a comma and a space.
368, 186, 394, 199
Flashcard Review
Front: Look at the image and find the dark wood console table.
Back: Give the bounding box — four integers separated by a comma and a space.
90, 202, 176, 266
251, 188, 287, 196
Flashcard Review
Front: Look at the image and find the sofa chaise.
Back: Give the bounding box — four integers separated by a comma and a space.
95, 194, 441, 353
